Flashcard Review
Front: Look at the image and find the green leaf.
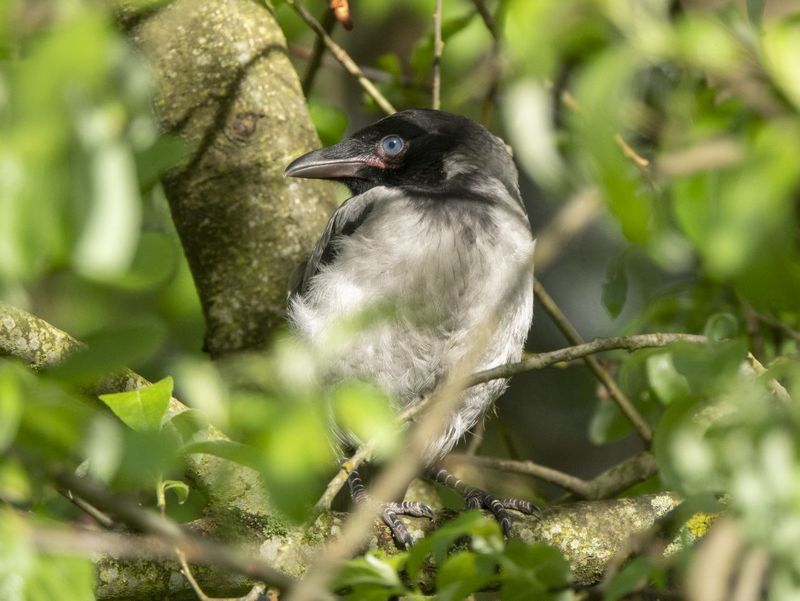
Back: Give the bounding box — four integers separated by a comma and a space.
332, 381, 399, 460
602, 252, 629, 318
436, 551, 498, 601
407, 512, 501, 580
0, 364, 23, 452
256, 404, 336, 521
604, 557, 663, 601
498, 540, 570, 601
160, 479, 190, 505
334, 552, 407, 595
308, 100, 348, 146
99, 376, 173, 431
646, 353, 691, 406
48, 321, 166, 381
747, 0, 764, 29
183, 439, 262, 471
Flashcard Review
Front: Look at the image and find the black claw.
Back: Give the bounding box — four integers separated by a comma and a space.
499, 498, 540, 516
382, 507, 414, 549
465, 490, 514, 537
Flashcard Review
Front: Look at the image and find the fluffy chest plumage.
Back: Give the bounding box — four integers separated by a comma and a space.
289, 188, 533, 403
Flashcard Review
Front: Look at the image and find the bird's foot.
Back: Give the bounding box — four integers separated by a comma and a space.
464, 489, 539, 537
380, 500, 436, 549
348, 469, 434, 549
428, 466, 539, 537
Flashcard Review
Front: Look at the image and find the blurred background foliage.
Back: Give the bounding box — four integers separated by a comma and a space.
2, 0, 800, 599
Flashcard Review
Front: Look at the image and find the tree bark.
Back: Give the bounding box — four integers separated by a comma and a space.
127, 0, 335, 357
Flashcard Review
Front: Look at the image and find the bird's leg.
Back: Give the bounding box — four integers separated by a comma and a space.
426, 466, 539, 537
347, 469, 435, 549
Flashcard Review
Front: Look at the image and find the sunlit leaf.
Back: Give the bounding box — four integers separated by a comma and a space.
99, 376, 173, 431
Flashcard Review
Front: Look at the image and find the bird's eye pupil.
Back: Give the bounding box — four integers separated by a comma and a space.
381, 135, 404, 156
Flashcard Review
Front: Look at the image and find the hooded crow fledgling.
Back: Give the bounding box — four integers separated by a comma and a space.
285, 109, 536, 547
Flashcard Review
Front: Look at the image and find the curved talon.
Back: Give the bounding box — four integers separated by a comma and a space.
348, 470, 434, 549
381, 501, 435, 549
465, 490, 513, 536
428, 465, 539, 537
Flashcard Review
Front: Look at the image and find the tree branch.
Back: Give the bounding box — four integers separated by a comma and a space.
127, 0, 336, 357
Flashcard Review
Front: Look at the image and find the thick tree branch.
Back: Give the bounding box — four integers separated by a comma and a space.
126, 0, 335, 357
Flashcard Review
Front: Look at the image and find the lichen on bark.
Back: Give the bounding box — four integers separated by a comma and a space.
129, 0, 336, 358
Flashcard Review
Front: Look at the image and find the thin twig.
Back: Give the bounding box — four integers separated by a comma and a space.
447, 454, 592, 497
470, 333, 707, 386
314, 399, 431, 511
290, 43, 431, 90
287, 251, 536, 601
177, 548, 213, 601
471, 0, 499, 40
533, 279, 655, 444
432, 0, 443, 110
285, 0, 396, 115
62, 489, 116, 529
301, 8, 337, 95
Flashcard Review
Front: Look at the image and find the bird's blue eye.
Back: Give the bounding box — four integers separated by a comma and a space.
380, 135, 405, 156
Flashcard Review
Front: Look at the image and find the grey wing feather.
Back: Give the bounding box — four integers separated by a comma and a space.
288, 194, 376, 300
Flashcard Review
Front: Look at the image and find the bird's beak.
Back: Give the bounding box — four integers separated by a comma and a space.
284, 139, 381, 180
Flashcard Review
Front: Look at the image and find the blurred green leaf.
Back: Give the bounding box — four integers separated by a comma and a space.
407, 512, 501, 580
646, 353, 691, 406
332, 381, 399, 460
99, 376, 173, 431
309, 100, 348, 146
160, 479, 190, 505
183, 439, 262, 471
256, 403, 335, 522
0, 364, 23, 451
498, 540, 570, 601
604, 557, 664, 601
437, 551, 498, 601
0, 509, 94, 601
334, 553, 408, 599
602, 252, 629, 318
48, 321, 166, 381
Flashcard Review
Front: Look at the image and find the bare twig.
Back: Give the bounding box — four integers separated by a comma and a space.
533, 279, 655, 444
285, 0, 396, 114
471, 0, 499, 40
746, 352, 791, 403
448, 454, 592, 497
450, 450, 659, 501
614, 133, 650, 169
432, 0, 443, 110
290, 43, 431, 90
301, 8, 336, 95
62, 489, 116, 530
176, 548, 213, 601
470, 333, 707, 386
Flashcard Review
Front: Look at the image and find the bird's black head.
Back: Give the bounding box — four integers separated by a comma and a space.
285, 109, 522, 206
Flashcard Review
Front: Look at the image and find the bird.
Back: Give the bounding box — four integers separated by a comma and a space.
284, 109, 536, 547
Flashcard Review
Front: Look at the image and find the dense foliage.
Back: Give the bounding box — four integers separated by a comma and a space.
2, 0, 800, 599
